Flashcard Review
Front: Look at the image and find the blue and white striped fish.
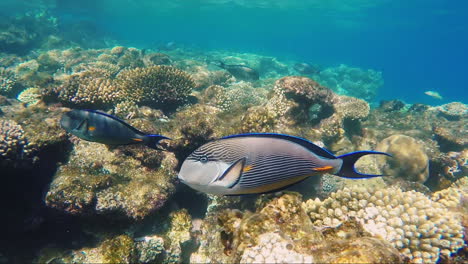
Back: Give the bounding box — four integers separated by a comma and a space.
178, 133, 391, 195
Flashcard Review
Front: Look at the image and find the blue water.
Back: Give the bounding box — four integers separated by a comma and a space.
3, 0, 468, 104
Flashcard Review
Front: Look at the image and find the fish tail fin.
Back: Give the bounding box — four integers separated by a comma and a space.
144, 134, 171, 150
336, 151, 392, 179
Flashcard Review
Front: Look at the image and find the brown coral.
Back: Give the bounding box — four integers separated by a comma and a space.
375, 134, 430, 183
116, 65, 194, 110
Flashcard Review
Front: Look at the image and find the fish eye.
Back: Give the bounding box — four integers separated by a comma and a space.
199, 156, 208, 163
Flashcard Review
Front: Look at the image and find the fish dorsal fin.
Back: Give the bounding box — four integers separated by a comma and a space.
84, 109, 145, 135
216, 157, 246, 188
221, 133, 336, 159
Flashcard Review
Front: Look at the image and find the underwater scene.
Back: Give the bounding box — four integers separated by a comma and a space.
0, 0, 467, 263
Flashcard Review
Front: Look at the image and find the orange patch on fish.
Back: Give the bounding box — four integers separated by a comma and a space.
312, 165, 334, 172
88, 126, 96, 131
243, 165, 253, 172
132, 138, 143, 142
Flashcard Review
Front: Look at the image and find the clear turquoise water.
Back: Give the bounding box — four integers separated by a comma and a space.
2, 0, 467, 103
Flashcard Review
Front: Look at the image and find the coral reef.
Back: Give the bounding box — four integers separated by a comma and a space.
116, 65, 194, 110
45, 139, 178, 219
0, 67, 19, 96
192, 193, 402, 264
17, 87, 42, 106
375, 134, 430, 183
303, 186, 465, 263
52, 69, 122, 108
0, 119, 34, 167
315, 64, 383, 101
436, 102, 468, 121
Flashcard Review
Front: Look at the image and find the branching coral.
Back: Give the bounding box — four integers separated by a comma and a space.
52, 69, 122, 107
303, 186, 465, 263
0, 119, 35, 166
0, 67, 18, 96
116, 65, 194, 110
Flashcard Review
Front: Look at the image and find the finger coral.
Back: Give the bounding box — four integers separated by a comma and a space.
303, 186, 465, 263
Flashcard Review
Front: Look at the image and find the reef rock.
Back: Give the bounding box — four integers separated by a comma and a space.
45, 139, 177, 219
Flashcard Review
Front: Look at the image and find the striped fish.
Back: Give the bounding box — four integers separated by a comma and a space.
60, 109, 169, 149
178, 133, 391, 195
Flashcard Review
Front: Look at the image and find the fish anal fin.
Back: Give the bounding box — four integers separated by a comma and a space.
217, 158, 246, 188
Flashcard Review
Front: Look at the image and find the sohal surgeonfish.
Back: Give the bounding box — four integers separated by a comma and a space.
60, 109, 169, 149
216, 61, 259, 81
178, 133, 391, 195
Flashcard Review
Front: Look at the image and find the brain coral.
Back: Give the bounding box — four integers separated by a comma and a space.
375, 134, 430, 183
116, 65, 194, 109
303, 186, 465, 263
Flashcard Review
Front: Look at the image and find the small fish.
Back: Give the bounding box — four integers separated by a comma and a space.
424, 91, 443, 100
60, 109, 169, 149
216, 61, 259, 81
178, 133, 391, 196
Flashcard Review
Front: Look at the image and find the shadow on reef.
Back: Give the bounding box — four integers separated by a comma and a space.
0, 140, 81, 263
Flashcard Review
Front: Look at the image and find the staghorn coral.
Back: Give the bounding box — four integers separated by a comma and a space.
0, 67, 18, 96
375, 134, 430, 183
116, 65, 194, 110
303, 186, 465, 263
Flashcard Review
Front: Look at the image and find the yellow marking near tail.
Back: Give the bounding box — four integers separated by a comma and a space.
132, 138, 144, 142
312, 165, 334, 172
88, 126, 96, 131
243, 165, 253, 172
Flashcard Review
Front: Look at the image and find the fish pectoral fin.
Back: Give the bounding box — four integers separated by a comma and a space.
217, 157, 246, 188
88, 126, 96, 131
312, 165, 334, 172
132, 138, 144, 142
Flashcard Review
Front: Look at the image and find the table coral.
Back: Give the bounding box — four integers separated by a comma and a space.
303, 186, 465, 263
